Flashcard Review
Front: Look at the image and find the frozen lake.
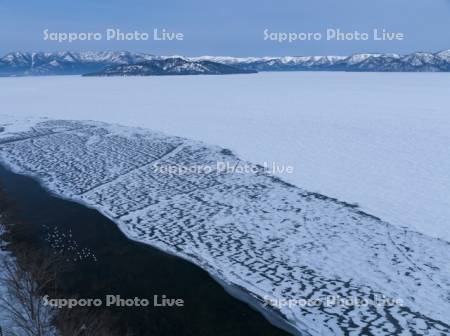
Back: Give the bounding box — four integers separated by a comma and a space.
1, 72, 449, 241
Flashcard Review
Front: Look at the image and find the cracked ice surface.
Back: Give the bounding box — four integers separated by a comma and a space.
0, 117, 449, 335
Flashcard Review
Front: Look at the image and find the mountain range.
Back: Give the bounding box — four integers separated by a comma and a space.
1, 50, 450, 76
194, 50, 450, 72
83, 57, 256, 76
0, 51, 153, 76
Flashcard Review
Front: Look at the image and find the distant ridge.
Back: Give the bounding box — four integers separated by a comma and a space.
83, 57, 256, 76
1, 50, 450, 76
193, 50, 450, 72
0, 51, 155, 76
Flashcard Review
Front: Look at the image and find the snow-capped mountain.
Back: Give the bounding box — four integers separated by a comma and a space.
0, 51, 155, 76
1, 50, 450, 76
194, 51, 450, 72
83, 57, 257, 76
192, 55, 348, 71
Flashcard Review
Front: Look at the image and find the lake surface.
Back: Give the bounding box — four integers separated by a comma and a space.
0, 72, 449, 241
0, 164, 291, 336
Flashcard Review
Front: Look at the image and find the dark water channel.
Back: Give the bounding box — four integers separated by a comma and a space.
0, 164, 291, 336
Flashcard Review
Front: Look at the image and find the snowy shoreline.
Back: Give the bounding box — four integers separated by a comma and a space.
0, 118, 449, 335
0, 160, 301, 335
0, 163, 295, 335
211, 275, 305, 336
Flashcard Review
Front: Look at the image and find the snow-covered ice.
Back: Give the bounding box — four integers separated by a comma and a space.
0, 72, 449, 241
0, 118, 449, 335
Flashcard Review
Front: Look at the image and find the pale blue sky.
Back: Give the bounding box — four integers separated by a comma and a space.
0, 0, 449, 56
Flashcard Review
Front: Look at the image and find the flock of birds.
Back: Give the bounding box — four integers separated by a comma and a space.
44, 225, 97, 263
